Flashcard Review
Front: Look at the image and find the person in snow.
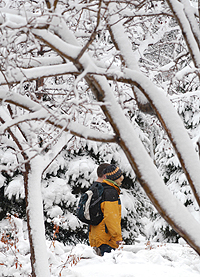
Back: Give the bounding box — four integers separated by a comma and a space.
89, 164, 124, 256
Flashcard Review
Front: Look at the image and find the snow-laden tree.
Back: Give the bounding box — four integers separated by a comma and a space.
1, 0, 200, 275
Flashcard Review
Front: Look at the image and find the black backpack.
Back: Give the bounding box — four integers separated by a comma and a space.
76, 182, 104, 225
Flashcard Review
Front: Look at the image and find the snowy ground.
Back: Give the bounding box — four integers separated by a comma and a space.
1, 232, 200, 277
56, 241, 200, 277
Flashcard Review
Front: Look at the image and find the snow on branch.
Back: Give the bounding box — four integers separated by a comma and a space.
0, 89, 43, 111
0, 63, 78, 86
26, 20, 200, 206
2, 1, 200, 204
107, 5, 154, 114
180, 0, 200, 48
104, 67, 200, 205
0, 90, 115, 143
13, 56, 65, 69
166, 0, 200, 67
31, 29, 83, 63
0, 109, 48, 134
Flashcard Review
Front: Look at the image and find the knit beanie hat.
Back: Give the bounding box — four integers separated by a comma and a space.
103, 164, 122, 181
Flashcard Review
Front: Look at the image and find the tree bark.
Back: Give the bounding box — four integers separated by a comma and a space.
24, 162, 36, 277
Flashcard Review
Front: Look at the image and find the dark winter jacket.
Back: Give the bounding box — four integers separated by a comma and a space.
89, 179, 122, 249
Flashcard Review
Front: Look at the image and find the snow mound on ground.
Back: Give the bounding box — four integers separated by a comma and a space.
61, 242, 200, 277
1, 237, 200, 276
0, 217, 200, 277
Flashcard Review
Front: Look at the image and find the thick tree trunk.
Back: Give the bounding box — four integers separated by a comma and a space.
24, 158, 50, 277
83, 73, 200, 256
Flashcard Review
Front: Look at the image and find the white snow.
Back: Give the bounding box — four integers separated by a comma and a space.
1, 220, 200, 277
66, 243, 200, 277
1, 2, 200, 276
5, 175, 24, 199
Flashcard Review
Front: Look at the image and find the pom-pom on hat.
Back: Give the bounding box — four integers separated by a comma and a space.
103, 164, 122, 181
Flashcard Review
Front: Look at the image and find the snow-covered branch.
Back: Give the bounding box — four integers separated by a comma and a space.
103, 68, 200, 204
14, 14, 200, 208
107, 4, 154, 114
180, 0, 200, 48
0, 90, 115, 143
166, 0, 200, 67
0, 63, 78, 86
